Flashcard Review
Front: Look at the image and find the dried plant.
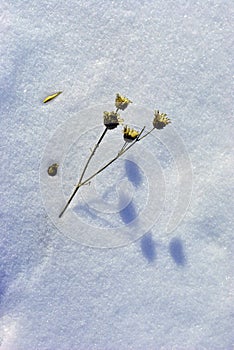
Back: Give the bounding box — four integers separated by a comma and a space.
59, 94, 171, 218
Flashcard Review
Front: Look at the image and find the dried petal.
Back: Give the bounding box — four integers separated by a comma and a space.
43, 91, 62, 103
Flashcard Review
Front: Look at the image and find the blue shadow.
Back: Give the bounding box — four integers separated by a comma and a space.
74, 203, 98, 220
124, 159, 142, 188
119, 200, 137, 224
0, 271, 8, 303
169, 238, 186, 266
140, 232, 156, 262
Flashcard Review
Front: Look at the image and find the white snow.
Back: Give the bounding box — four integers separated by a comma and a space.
0, 1, 233, 349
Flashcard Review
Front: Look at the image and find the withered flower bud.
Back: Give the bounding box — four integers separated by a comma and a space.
115, 93, 132, 111
123, 125, 140, 142
103, 111, 123, 129
153, 110, 171, 129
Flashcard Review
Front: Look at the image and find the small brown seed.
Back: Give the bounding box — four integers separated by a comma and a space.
47, 163, 59, 176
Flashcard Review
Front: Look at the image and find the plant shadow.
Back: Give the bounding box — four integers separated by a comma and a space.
0, 271, 7, 304
119, 196, 137, 225
140, 232, 157, 262
169, 238, 186, 266
124, 159, 142, 188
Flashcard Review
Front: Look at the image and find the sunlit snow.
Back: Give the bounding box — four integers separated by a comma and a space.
1, 1, 233, 349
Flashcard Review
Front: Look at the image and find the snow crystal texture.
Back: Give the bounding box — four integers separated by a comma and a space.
0, 1, 233, 349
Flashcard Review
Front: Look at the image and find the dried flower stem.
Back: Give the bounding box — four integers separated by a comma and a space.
59, 127, 108, 218
63, 126, 145, 198
59, 127, 145, 218
138, 127, 155, 141
59, 108, 121, 218
119, 141, 128, 154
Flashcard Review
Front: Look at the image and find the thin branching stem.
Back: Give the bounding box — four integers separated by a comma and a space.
74, 126, 146, 189
119, 141, 128, 154
138, 127, 155, 141
59, 127, 108, 218
59, 127, 145, 218
59, 108, 120, 218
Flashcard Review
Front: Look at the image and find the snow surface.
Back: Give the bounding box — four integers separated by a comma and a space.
1, 0, 233, 349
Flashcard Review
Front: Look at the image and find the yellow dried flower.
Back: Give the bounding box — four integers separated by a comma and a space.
123, 125, 140, 142
103, 111, 124, 129
153, 110, 171, 129
115, 93, 132, 111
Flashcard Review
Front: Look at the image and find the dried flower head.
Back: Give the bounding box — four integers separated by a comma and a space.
153, 110, 171, 129
115, 93, 132, 111
123, 125, 140, 142
103, 111, 123, 129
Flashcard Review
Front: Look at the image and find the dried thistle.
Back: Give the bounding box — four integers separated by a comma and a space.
153, 110, 171, 129
123, 126, 140, 142
103, 111, 124, 129
59, 96, 172, 218
115, 93, 132, 111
